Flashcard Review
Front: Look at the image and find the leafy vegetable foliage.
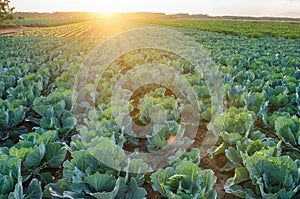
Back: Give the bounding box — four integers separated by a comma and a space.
151, 149, 217, 199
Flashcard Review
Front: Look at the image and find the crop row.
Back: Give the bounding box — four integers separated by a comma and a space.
0, 20, 299, 199
9, 20, 99, 38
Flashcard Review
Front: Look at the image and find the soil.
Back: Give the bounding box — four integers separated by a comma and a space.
144, 182, 164, 199
0, 26, 38, 35
126, 122, 239, 198
200, 156, 238, 199
191, 127, 240, 199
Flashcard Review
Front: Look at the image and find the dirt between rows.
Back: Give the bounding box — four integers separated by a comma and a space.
140, 126, 240, 199
0, 26, 38, 35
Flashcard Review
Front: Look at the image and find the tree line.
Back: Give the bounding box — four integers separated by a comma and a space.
0, 0, 14, 22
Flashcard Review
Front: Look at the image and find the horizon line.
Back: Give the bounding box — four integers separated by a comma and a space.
13, 11, 300, 19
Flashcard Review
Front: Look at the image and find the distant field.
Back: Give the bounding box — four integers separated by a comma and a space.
10, 18, 87, 27
142, 19, 300, 39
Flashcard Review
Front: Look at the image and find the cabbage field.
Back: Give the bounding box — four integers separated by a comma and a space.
0, 19, 299, 199
10, 18, 87, 27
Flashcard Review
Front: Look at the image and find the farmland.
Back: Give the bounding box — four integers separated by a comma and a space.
0, 19, 299, 199
142, 19, 300, 39
9, 18, 88, 27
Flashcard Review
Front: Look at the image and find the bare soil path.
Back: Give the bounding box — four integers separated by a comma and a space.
0, 26, 39, 35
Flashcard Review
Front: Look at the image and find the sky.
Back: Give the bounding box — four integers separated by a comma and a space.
10, 0, 300, 17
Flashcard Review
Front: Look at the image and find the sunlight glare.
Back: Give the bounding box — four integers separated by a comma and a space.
89, 0, 128, 14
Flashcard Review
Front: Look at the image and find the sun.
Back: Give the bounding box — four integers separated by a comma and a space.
89, 0, 122, 14
87, 0, 146, 14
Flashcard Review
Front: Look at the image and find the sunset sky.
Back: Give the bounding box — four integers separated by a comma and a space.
10, 0, 300, 17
